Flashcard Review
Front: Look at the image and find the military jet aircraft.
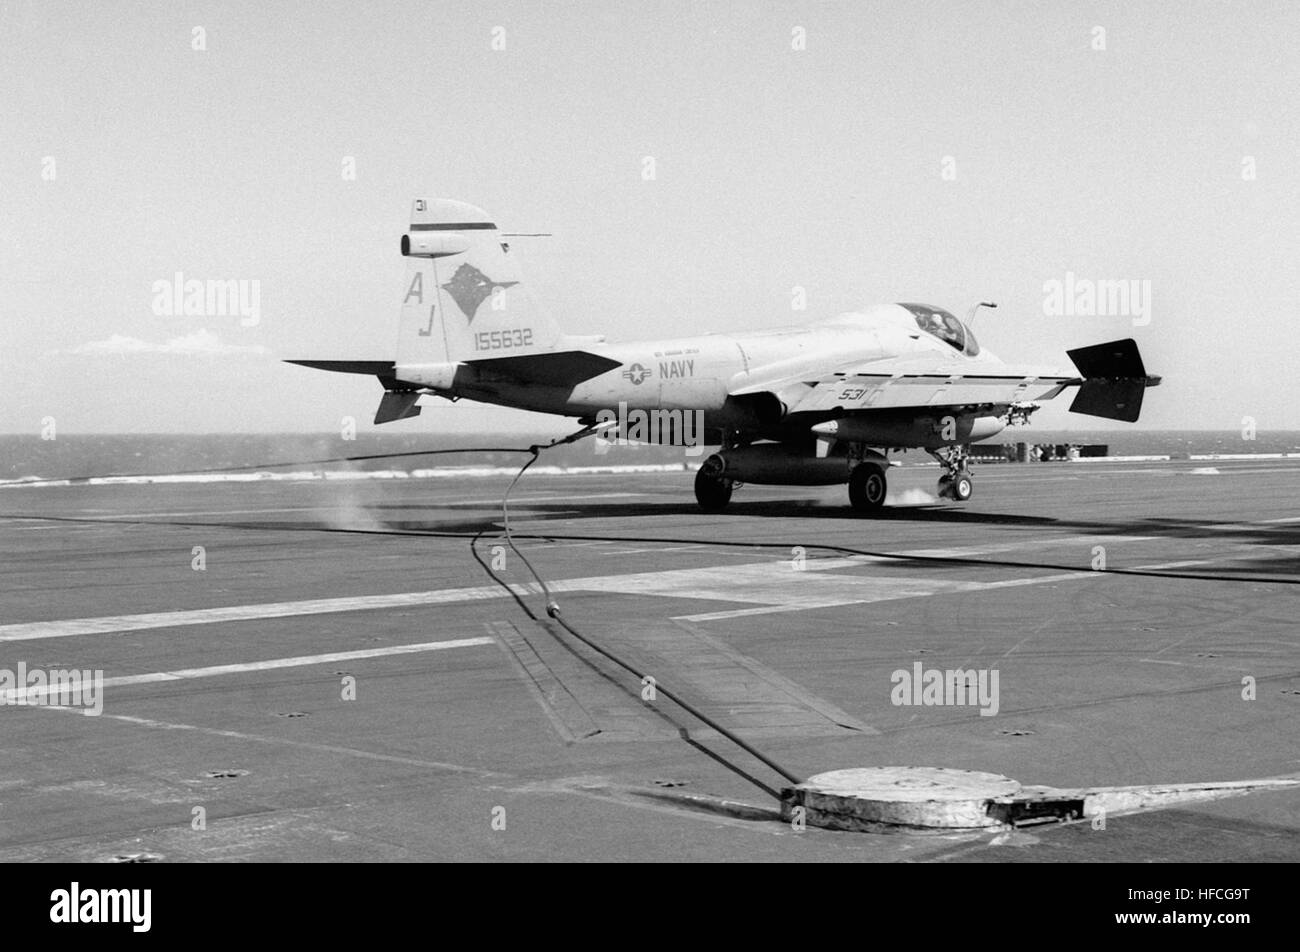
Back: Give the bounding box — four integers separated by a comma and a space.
289, 198, 1161, 512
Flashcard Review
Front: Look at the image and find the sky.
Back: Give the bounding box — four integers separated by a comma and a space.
3, 1, 1298, 435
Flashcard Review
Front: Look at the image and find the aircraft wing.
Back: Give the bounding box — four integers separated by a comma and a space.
751, 339, 1159, 422
786, 361, 1072, 414
764, 349, 1073, 416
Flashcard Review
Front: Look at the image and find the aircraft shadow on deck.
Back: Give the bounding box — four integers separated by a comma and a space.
352, 500, 1298, 575
370, 498, 1054, 529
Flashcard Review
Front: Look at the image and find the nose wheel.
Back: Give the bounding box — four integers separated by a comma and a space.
930, 446, 974, 502
938, 470, 973, 501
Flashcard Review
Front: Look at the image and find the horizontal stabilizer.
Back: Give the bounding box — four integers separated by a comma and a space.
466, 350, 621, 387
286, 359, 395, 375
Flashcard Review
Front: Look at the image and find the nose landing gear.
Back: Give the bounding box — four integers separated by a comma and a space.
930, 445, 974, 502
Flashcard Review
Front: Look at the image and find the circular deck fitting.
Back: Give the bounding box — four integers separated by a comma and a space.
782, 766, 1022, 832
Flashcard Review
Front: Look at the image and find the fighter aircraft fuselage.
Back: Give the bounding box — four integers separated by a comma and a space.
448, 307, 1059, 425
289, 197, 1161, 512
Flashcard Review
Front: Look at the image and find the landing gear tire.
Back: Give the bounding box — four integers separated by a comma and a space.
952, 471, 973, 501
938, 470, 973, 501
694, 466, 733, 512
931, 445, 975, 503
849, 463, 887, 513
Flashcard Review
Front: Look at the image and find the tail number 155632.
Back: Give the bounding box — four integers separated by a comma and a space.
474, 328, 533, 351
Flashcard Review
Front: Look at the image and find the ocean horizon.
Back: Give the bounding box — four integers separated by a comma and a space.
3, 429, 1298, 484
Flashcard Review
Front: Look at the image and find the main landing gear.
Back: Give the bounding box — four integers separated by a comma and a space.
694, 456, 734, 512
930, 445, 974, 502
848, 462, 887, 513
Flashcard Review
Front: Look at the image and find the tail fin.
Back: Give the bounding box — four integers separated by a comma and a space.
1066, 338, 1162, 423
396, 198, 564, 370
287, 198, 619, 425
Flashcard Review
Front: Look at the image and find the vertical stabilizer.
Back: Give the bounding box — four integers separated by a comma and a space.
395, 198, 563, 372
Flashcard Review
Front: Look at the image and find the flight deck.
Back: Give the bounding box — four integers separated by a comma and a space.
1, 457, 1297, 862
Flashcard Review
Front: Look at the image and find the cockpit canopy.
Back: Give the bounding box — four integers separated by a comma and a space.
899, 303, 980, 357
